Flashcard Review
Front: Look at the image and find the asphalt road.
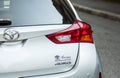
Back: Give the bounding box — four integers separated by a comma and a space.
77, 10, 120, 78
71, 0, 120, 15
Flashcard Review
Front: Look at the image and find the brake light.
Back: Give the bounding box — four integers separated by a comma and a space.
46, 20, 93, 44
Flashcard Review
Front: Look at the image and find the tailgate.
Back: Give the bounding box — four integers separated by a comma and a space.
0, 25, 79, 78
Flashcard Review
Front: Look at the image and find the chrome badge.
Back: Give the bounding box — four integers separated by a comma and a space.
3, 29, 19, 41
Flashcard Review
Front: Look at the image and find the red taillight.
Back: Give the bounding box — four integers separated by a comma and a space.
46, 20, 93, 44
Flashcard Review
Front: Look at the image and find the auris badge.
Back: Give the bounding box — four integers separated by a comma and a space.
3, 29, 19, 41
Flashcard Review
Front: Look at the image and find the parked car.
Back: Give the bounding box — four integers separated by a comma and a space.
0, 0, 103, 78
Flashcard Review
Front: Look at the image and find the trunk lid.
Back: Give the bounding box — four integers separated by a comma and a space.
0, 25, 79, 78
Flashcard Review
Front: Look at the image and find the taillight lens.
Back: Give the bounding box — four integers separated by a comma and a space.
46, 20, 93, 44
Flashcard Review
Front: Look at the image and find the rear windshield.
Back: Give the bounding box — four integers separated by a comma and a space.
0, 0, 76, 26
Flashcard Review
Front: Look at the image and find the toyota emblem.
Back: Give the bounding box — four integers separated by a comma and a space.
3, 29, 19, 41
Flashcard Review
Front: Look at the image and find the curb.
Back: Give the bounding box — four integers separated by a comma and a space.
73, 3, 120, 22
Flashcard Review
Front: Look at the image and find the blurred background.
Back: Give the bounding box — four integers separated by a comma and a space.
102, 0, 120, 3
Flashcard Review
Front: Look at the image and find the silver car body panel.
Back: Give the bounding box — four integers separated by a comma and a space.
0, 43, 102, 78
0, 24, 70, 41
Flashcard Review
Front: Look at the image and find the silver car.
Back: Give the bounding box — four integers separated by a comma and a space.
0, 0, 103, 78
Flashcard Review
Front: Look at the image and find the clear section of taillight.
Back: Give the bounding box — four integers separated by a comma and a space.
46, 20, 93, 44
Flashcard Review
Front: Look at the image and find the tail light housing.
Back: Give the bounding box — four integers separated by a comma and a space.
46, 20, 93, 44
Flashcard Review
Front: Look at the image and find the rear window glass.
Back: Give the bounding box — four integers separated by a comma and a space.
0, 0, 76, 26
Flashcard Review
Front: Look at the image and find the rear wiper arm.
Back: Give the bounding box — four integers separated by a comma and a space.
0, 19, 12, 26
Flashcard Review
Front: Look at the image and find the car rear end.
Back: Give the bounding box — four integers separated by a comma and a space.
0, 0, 103, 78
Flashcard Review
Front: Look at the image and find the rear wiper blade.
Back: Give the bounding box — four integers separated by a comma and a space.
0, 19, 12, 26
